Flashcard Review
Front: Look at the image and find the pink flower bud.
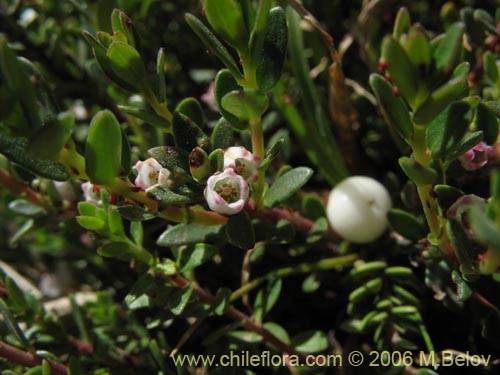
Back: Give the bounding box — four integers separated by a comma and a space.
81, 182, 101, 205
223, 146, 260, 182
205, 168, 249, 215
458, 142, 492, 171
201, 81, 218, 112
134, 158, 170, 192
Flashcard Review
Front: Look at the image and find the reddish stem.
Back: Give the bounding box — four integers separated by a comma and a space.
0, 169, 47, 208
0, 341, 68, 375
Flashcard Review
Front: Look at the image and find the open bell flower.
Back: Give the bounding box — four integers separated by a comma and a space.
134, 158, 170, 192
205, 168, 249, 215
223, 146, 260, 182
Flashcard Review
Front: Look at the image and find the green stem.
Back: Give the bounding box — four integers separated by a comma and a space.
249, 116, 266, 208
230, 254, 358, 302
142, 84, 173, 127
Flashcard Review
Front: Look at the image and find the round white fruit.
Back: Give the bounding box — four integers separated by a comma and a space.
326, 176, 392, 243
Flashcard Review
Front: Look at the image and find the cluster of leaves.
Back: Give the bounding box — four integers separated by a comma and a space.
0, 1, 499, 375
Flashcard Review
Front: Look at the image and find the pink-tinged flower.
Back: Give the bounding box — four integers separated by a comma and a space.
458, 142, 492, 171
81, 182, 101, 205
205, 168, 249, 215
134, 158, 170, 192
201, 81, 218, 112
223, 146, 260, 182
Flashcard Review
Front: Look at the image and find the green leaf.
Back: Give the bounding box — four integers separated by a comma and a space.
400, 26, 431, 69
254, 277, 282, 322
157, 48, 167, 103
221, 89, 269, 122
204, 0, 248, 51
172, 112, 210, 152
108, 208, 125, 236
263, 322, 290, 350
483, 51, 499, 82
264, 167, 313, 208
398, 157, 438, 185
447, 218, 477, 279
473, 9, 499, 36
433, 22, 465, 75
78, 202, 97, 217
426, 101, 471, 159
302, 273, 321, 293
98, 241, 137, 262
434, 184, 464, 211
381, 36, 417, 104
27, 112, 74, 160
130, 221, 143, 246
85, 110, 122, 185
189, 147, 212, 182
474, 102, 499, 144
211, 118, 234, 150
413, 77, 468, 124
185, 14, 243, 80
451, 270, 473, 301
214, 69, 245, 129
444, 131, 483, 163
148, 146, 190, 175
209, 148, 224, 172
213, 287, 231, 315
348, 278, 383, 303
76, 216, 106, 231
255, 7, 288, 92
8, 199, 46, 216
120, 127, 131, 175
118, 105, 171, 131
306, 217, 328, 243
291, 330, 328, 353
178, 243, 218, 272
393, 7, 410, 38
345, 261, 387, 285
225, 210, 255, 249
107, 42, 145, 89
388, 209, 427, 241
470, 207, 500, 252
168, 283, 194, 315
175, 98, 205, 129
301, 194, 326, 221
147, 185, 195, 207
0, 299, 29, 347
0, 34, 41, 131
117, 205, 157, 221
369, 73, 412, 142
0, 135, 69, 181
156, 224, 223, 247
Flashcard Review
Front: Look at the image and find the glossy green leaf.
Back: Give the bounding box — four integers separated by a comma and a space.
107, 42, 145, 89
381, 36, 417, 104
291, 330, 328, 353
444, 131, 483, 163
474, 102, 499, 144
413, 77, 467, 124
118, 10, 142, 51
425, 101, 471, 159
348, 278, 383, 303
398, 157, 438, 185
254, 277, 281, 322
225, 210, 255, 249
470, 207, 500, 252
434, 184, 464, 211
85, 110, 122, 185
117, 205, 157, 221
400, 27, 431, 69
369, 73, 412, 142
264, 167, 313, 208
168, 283, 194, 315
118, 105, 171, 131
175, 98, 205, 129
0, 135, 69, 180
211, 118, 234, 150
345, 261, 387, 285
213, 287, 232, 315
27, 112, 74, 160
185, 14, 243, 80
255, 7, 288, 92
388, 209, 427, 241
209, 148, 224, 172
148, 146, 190, 175
172, 112, 210, 152
204, 0, 248, 51
214, 69, 245, 129
178, 243, 218, 273
156, 224, 223, 247
393, 7, 410, 38
76, 216, 106, 231
97, 31, 113, 48
221, 89, 269, 122
447, 218, 477, 279
433, 22, 465, 75
0, 34, 41, 131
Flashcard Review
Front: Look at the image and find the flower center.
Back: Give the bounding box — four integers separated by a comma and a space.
148, 170, 159, 182
214, 178, 240, 203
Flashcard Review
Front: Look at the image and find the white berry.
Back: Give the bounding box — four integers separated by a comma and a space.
326, 176, 392, 243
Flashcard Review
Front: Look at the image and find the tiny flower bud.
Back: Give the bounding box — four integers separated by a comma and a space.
205, 168, 249, 215
134, 157, 171, 192
458, 142, 492, 171
81, 182, 102, 205
189, 147, 212, 182
223, 146, 260, 182
54, 181, 75, 202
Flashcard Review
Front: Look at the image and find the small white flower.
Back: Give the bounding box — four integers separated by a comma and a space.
326, 176, 392, 243
205, 168, 249, 215
54, 181, 75, 202
223, 146, 260, 182
134, 158, 170, 192
81, 182, 101, 205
